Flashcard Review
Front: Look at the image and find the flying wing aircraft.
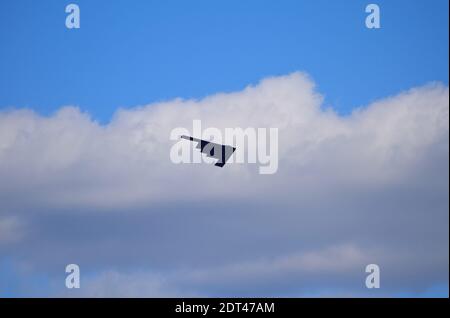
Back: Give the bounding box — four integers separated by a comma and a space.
181, 135, 236, 167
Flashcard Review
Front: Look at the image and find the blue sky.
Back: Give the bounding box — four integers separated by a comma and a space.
0, 0, 448, 123
0, 1, 448, 298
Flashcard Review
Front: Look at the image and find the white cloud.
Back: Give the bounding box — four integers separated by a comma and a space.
58, 244, 368, 297
180, 244, 370, 285
0, 73, 447, 209
56, 243, 446, 297
0, 72, 448, 296
65, 270, 183, 298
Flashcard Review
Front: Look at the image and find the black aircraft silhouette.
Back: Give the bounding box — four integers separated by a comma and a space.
181, 135, 236, 167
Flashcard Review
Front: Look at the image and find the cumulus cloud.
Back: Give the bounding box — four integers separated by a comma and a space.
0, 72, 448, 297
0, 73, 447, 208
